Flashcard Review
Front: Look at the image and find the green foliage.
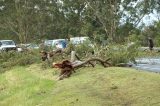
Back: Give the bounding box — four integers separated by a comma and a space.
0, 42, 139, 72
73, 42, 139, 66
74, 41, 94, 58
92, 44, 139, 66
155, 36, 160, 46
0, 51, 40, 73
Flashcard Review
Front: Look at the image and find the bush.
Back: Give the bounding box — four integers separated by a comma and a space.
0, 42, 139, 73
17, 53, 37, 66
67, 40, 139, 66
92, 44, 139, 66
0, 50, 40, 73
72, 41, 139, 66
74, 41, 94, 58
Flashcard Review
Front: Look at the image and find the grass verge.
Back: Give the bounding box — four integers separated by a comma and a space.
0, 65, 160, 106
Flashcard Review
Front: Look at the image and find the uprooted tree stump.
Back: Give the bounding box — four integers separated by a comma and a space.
52, 58, 111, 80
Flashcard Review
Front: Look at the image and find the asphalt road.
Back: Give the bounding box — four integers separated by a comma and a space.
132, 58, 160, 73
133, 64, 160, 73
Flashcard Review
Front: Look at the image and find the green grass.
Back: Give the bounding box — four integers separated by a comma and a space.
0, 64, 160, 106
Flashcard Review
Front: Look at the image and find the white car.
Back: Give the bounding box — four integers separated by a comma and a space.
0, 40, 17, 52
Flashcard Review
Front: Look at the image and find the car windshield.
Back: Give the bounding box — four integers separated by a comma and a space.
1, 41, 15, 45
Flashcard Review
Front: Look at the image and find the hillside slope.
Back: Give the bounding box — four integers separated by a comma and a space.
0, 64, 160, 106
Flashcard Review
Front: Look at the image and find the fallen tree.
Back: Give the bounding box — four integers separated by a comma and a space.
52, 58, 111, 80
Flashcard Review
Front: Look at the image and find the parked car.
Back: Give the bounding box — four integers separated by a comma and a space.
0, 40, 17, 52
44, 39, 67, 49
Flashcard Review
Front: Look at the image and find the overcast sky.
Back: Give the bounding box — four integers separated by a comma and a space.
142, 10, 159, 26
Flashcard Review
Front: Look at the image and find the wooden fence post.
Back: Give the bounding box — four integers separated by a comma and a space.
71, 51, 76, 62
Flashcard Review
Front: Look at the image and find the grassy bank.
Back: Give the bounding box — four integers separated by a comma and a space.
0, 64, 160, 106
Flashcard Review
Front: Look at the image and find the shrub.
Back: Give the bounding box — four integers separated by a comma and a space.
74, 41, 94, 58
93, 44, 139, 66
68, 41, 139, 66
0, 50, 40, 73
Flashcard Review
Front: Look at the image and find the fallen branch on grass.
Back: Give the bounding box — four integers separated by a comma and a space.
52, 58, 111, 80
72, 58, 111, 68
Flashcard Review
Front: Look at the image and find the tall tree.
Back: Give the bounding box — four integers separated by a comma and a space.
83, 0, 159, 42
0, 0, 159, 43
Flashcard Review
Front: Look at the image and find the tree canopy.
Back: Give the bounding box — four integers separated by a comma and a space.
0, 0, 160, 44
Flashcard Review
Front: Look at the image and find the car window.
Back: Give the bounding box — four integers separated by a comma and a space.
1, 41, 15, 45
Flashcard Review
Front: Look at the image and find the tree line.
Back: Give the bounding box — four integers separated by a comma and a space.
0, 0, 160, 45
